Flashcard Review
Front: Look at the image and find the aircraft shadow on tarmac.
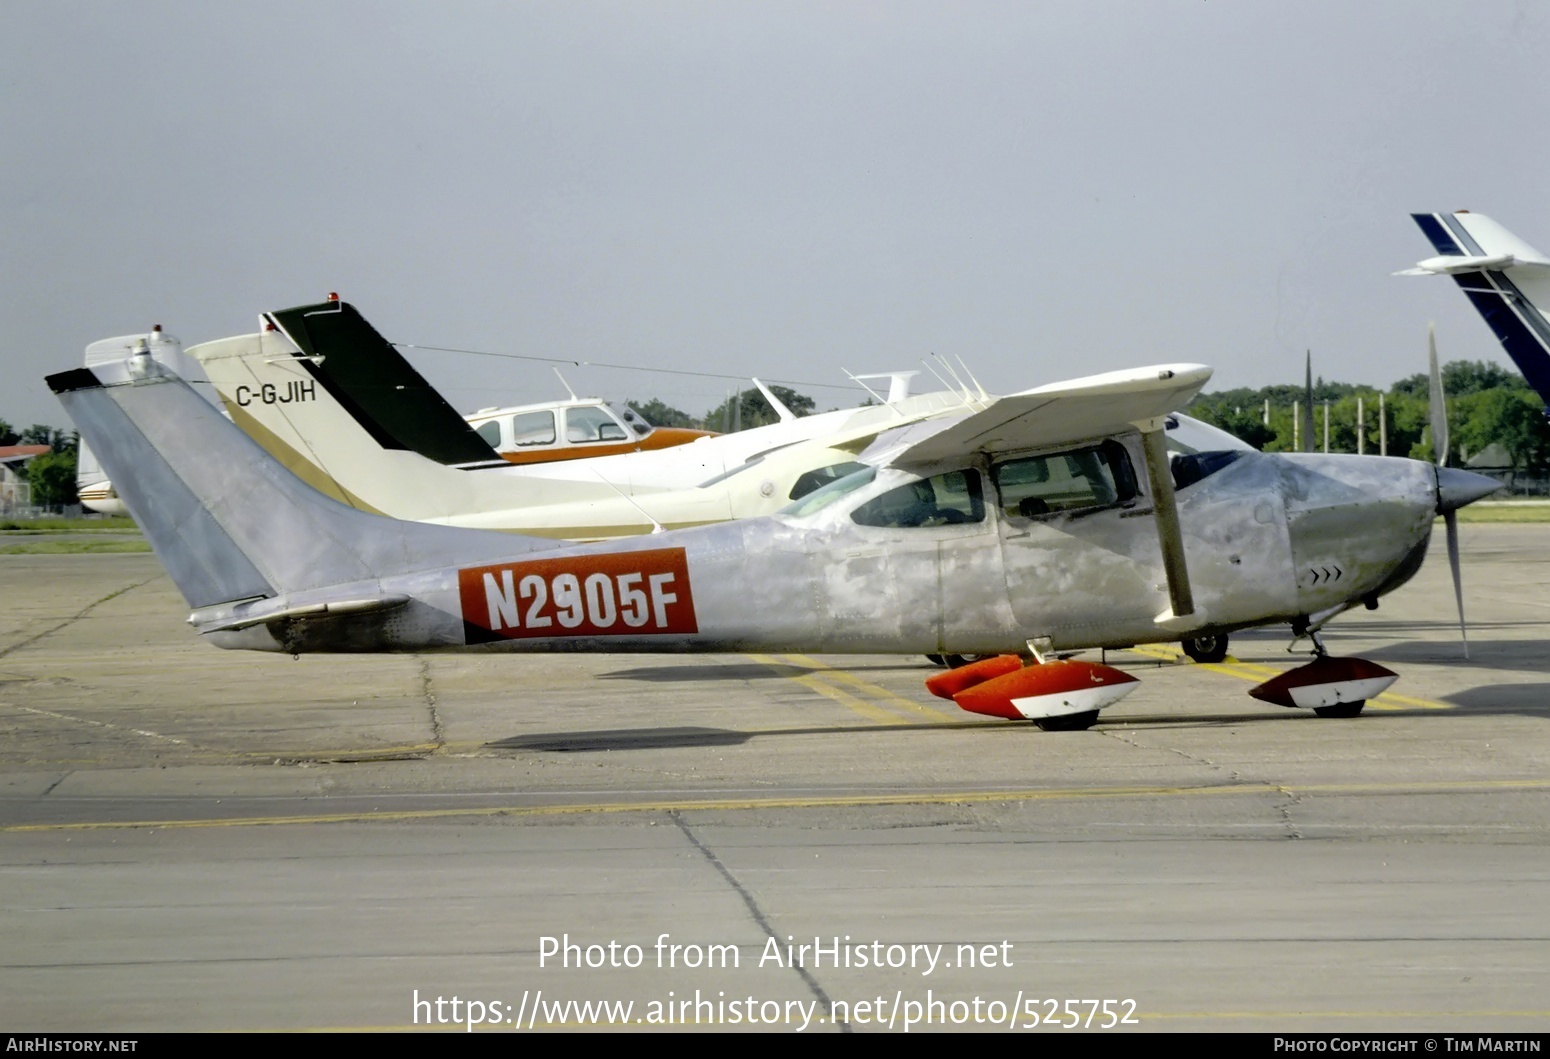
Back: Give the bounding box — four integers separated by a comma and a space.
595, 661, 936, 683
1441, 682, 1550, 714
1359, 638, 1550, 672
486, 723, 975, 752
595, 663, 814, 683
484, 712, 1345, 753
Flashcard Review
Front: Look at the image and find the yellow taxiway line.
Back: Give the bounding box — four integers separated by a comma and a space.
7, 776, 1547, 833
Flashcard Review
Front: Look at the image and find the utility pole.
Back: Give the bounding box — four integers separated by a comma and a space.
1357, 396, 1365, 455
1323, 401, 1330, 453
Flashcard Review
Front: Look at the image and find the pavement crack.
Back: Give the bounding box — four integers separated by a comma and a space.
669, 810, 846, 1032
1098, 727, 1242, 781
40, 771, 71, 797
1271, 784, 1305, 839
417, 657, 445, 753
0, 574, 162, 661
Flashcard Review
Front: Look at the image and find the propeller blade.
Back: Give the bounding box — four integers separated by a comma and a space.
1428, 322, 1449, 466
1444, 509, 1468, 659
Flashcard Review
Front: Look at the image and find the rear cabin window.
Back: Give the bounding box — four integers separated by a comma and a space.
475, 421, 502, 447
851, 469, 984, 528
993, 441, 1137, 518
509, 410, 557, 448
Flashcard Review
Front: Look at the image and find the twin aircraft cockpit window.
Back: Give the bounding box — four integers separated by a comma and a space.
565, 406, 630, 443
474, 407, 632, 450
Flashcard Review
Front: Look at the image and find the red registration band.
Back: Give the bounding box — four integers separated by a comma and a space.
459, 547, 699, 641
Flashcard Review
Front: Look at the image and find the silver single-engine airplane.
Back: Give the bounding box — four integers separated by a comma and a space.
47, 344, 1501, 731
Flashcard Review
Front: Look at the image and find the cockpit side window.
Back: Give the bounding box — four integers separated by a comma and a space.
994, 440, 1137, 518
851, 469, 984, 528
566, 406, 628, 443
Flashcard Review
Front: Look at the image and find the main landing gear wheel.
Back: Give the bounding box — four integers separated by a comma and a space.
1033, 710, 1101, 732
1181, 634, 1228, 664
1313, 701, 1365, 718
928, 653, 998, 668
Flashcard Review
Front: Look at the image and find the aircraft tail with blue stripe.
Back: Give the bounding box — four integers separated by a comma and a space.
1401, 211, 1550, 411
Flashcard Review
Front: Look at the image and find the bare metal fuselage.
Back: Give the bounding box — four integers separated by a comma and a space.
200, 444, 1437, 657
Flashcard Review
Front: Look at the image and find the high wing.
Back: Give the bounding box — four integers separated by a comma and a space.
873, 364, 1214, 467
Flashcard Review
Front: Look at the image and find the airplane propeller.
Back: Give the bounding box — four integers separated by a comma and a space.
1428, 323, 1503, 658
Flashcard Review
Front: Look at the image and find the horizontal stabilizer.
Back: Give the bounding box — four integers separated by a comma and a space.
193, 594, 411, 633
1396, 252, 1527, 276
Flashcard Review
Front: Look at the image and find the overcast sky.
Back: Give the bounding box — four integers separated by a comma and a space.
4, 1, 1548, 428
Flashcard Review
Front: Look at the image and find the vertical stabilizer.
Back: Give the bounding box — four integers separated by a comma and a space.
1404, 212, 1550, 408
266, 300, 503, 466
47, 365, 551, 610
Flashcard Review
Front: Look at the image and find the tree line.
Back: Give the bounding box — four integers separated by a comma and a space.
1185, 360, 1550, 477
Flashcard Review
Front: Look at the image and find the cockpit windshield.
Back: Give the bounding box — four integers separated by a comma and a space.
1170, 449, 1246, 490
779, 465, 878, 519
1165, 413, 1254, 455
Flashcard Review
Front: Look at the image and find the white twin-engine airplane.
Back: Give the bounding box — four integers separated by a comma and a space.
49, 342, 1500, 731
185, 298, 983, 536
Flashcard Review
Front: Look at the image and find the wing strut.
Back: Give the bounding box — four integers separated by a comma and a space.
1136, 420, 1197, 627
